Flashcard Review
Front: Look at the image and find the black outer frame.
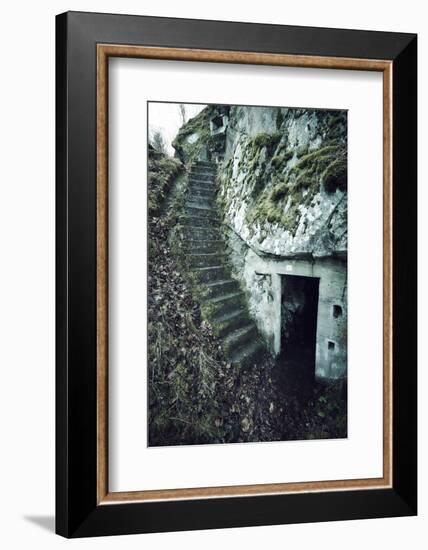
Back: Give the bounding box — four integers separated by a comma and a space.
56, 11, 417, 538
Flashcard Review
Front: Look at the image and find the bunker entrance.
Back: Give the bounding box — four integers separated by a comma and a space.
279, 274, 320, 391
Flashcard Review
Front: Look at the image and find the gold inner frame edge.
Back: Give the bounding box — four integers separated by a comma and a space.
96, 44, 393, 505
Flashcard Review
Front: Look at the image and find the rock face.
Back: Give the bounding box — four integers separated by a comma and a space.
173, 105, 347, 258
173, 105, 348, 379
219, 106, 347, 259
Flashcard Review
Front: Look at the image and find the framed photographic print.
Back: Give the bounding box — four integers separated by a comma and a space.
56, 11, 417, 537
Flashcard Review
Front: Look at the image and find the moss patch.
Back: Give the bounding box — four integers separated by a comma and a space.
248, 132, 282, 155
271, 150, 293, 169
322, 158, 347, 193
147, 145, 183, 214
172, 105, 229, 164
216, 108, 347, 237
245, 142, 346, 235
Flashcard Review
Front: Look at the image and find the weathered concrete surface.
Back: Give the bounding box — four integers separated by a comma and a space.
218, 105, 348, 379
226, 228, 347, 379
218, 106, 347, 258
179, 161, 267, 370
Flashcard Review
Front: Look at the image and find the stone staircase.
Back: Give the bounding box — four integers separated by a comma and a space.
180, 160, 266, 369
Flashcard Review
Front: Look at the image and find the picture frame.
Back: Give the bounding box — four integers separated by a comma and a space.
56, 11, 417, 537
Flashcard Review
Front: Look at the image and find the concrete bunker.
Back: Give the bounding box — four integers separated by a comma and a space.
210, 114, 228, 136
226, 233, 347, 380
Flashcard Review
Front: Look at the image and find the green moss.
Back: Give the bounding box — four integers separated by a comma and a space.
296, 144, 309, 158
289, 143, 347, 196
236, 132, 286, 201
248, 132, 282, 154
248, 148, 261, 170
270, 155, 282, 169
244, 141, 346, 235
172, 106, 217, 163
289, 145, 341, 178
176, 107, 211, 139
322, 158, 347, 193
247, 189, 302, 235
271, 150, 293, 170
270, 181, 289, 201
147, 147, 183, 215
218, 111, 347, 237
200, 301, 217, 321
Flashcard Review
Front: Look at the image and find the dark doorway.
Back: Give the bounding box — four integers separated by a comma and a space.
279, 274, 320, 393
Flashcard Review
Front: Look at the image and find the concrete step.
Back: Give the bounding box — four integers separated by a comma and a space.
188, 178, 217, 191
180, 214, 221, 228
188, 187, 217, 199
230, 339, 265, 368
191, 163, 216, 171
203, 278, 241, 298
188, 184, 216, 194
189, 181, 216, 190
203, 290, 246, 317
189, 172, 215, 182
185, 204, 216, 214
193, 161, 216, 168
188, 183, 216, 193
186, 195, 219, 211
186, 202, 218, 212
189, 170, 215, 178
189, 252, 226, 268
193, 265, 227, 283
185, 198, 216, 209
181, 211, 218, 223
191, 176, 215, 183
191, 163, 216, 169
186, 240, 224, 254
182, 226, 221, 240
189, 168, 215, 175
182, 160, 265, 369
221, 324, 259, 356
210, 307, 251, 337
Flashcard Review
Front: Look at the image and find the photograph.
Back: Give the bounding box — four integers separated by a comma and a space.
0, 0, 420, 544
147, 101, 348, 446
